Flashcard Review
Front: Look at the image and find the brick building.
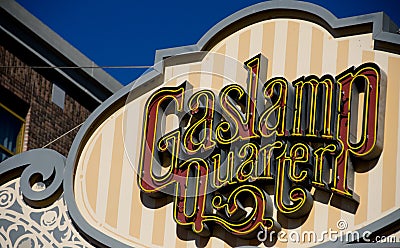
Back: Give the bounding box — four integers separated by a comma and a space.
0, 0, 122, 160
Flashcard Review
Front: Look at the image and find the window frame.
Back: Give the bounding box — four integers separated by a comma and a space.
0, 101, 25, 158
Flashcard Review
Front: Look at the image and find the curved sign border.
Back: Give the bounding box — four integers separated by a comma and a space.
65, 1, 400, 246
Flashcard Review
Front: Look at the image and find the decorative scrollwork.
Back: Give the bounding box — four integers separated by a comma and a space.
0, 149, 65, 208
0, 179, 92, 248
0, 149, 91, 247
0, 188, 16, 209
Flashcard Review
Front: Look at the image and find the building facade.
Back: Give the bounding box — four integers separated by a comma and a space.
0, 0, 122, 160
1, 1, 400, 248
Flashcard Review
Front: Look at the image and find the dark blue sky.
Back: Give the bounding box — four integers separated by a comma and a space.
16, 0, 400, 85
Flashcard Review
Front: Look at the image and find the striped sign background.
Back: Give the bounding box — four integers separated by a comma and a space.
74, 18, 400, 247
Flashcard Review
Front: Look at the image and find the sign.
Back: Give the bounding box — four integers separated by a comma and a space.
139, 55, 383, 238
1, 1, 400, 247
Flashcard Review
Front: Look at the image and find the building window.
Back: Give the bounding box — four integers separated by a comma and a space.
52, 84, 65, 109
0, 102, 25, 162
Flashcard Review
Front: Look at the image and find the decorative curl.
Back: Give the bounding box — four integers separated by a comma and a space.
0, 149, 65, 208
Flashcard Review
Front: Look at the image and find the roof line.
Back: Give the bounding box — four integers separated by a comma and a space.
0, 0, 123, 96
154, 0, 400, 65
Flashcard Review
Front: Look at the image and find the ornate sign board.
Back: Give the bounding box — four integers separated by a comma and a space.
1, 1, 400, 247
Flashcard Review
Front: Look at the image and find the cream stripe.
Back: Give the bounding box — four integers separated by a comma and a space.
176, 64, 199, 246
314, 29, 338, 235
140, 199, 155, 245
223, 33, 239, 86
284, 21, 299, 82
235, 30, 250, 88
340, 38, 352, 230
340, 35, 369, 229
321, 32, 337, 75
116, 152, 134, 234
381, 56, 400, 211
213, 45, 226, 89
248, 21, 264, 86
314, 201, 328, 235
327, 37, 349, 232
249, 23, 263, 58
210, 237, 225, 248
95, 118, 116, 223
163, 203, 177, 247
366, 52, 387, 220
165, 66, 177, 86
291, 22, 313, 245
164, 64, 174, 83
128, 96, 152, 240
272, 20, 288, 76
229, 29, 251, 248
309, 27, 323, 76
340, 211, 354, 233
123, 96, 147, 168
185, 239, 194, 248
354, 161, 368, 225
172, 64, 190, 86
367, 158, 383, 220
296, 22, 312, 76
150, 87, 175, 246
116, 106, 141, 234
127, 94, 155, 241
388, 56, 400, 209
348, 34, 370, 66
395, 230, 400, 240
200, 53, 214, 89
286, 21, 301, 247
